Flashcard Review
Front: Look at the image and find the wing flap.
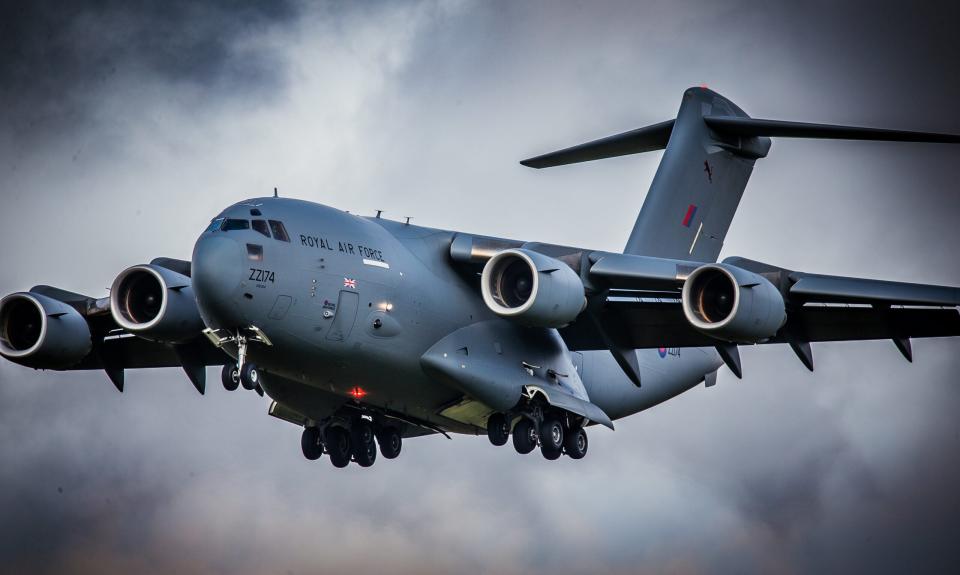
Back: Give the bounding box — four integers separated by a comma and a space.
73, 335, 229, 370
788, 274, 960, 306
561, 300, 960, 351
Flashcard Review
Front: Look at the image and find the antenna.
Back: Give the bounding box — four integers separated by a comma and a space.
376, 210, 383, 219
405, 217, 412, 225
273, 187, 278, 198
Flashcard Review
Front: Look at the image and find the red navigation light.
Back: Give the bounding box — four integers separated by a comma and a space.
349, 387, 367, 400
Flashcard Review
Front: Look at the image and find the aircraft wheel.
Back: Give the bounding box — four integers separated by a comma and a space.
240, 363, 259, 390
564, 427, 588, 460
354, 439, 377, 467
487, 413, 510, 446
512, 419, 538, 455
301, 427, 322, 461
221, 364, 239, 391
352, 419, 375, 448
540, 418, 564, 460
325, 426, 351, 468
377, 426, 402, 459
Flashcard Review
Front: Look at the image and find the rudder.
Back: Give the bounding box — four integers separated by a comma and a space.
623, 88, 770, 261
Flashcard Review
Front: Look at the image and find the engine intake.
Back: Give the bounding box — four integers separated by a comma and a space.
110, 264, 204, 343
481, 249, 585, 328
681, 263, 786, 343
0, 292, 92, 369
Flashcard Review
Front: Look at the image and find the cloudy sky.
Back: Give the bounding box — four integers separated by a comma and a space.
1, 0, 959, 573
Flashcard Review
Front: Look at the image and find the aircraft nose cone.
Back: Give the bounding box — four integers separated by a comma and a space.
192, 235, 245, 329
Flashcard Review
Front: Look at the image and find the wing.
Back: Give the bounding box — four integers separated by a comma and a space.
560, 252, 960, 373
24, 262, 231, 393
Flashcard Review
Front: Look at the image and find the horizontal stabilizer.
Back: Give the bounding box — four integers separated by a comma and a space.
704, 116, 960, 144
520, 120, 674, 168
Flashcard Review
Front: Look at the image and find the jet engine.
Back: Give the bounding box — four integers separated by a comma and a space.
681, 263, 787, 343
0, 292, 92, 369
110, 264, 205, 343
481, 249, 586, 328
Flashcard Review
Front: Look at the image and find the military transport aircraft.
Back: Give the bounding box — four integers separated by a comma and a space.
2, 87, 959, 468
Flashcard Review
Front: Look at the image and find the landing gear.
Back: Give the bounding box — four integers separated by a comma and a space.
354, 437, 377, 467
540, 418, 564, 460
377, 426, 402, 459
221, 364, 239, 391
564, 427, 588, 459
240, 362, 259, 390
325, 426, 351, 468
352, 419, 375, 447
204, 327, 272, 394
301, 427, 322, 460
495, 397, 591, 461
512, 418, 538, 454
487, 413, 510, 446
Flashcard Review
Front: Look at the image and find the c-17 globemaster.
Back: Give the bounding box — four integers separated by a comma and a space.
2, 87, 959, 468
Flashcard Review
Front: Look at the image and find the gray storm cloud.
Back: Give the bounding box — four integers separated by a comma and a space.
1, 1, 958, 573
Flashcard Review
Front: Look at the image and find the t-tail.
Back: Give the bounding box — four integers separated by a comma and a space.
521, 87, 960, 262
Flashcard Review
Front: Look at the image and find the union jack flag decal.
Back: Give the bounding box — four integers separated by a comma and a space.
343, 278, 357, 288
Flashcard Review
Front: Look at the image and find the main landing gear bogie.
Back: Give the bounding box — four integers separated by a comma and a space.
487, 409, 590, 460
302, 417, 404, 469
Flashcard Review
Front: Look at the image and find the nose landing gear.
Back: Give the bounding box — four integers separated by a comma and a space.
206, 326, 272, 395
221, 364, 240, 391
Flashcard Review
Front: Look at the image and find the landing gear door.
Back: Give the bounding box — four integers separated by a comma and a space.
326, 290, 359, 342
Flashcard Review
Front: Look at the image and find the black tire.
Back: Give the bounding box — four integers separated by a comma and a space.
487, 413, 510, 446
325, 426, 351, 468
240, 362, 259, 390
512, 419, 538, 455
565, 427, 588, 460
301, 427, 322, 461
540, 418, 564, 460
354, 439, 377, 467
377, 426, 402, 459
352, 419, 375, 448
221, 364, 240, 391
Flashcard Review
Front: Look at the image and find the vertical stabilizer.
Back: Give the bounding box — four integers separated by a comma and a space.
623, 88, 770, 261
522, 86, 959, 261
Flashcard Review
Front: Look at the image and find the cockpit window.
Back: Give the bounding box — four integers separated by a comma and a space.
269, 220, 290, 242
222, 219, 250, 231
205, 218, 225, 233
252, 219, 271, 238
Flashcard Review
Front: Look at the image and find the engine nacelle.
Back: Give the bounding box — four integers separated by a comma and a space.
110, 264, 205, 343
481, 249, 586, 328
0, 292, 92, 369
681, 263, 787, 343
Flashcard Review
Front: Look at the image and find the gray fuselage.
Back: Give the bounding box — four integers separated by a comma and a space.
191, 197, 721, 433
